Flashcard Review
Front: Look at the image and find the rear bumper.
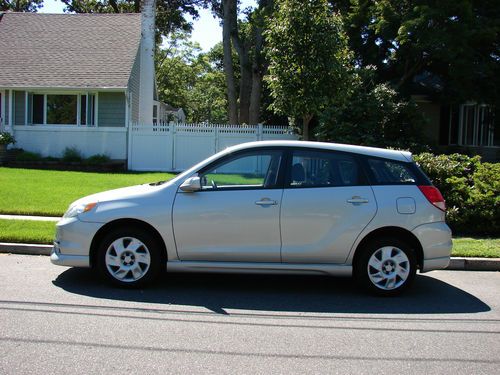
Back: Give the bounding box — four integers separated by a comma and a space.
412, 221, 453, 272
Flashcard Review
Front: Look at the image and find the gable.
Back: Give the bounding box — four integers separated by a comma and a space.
0, 12, 142, 89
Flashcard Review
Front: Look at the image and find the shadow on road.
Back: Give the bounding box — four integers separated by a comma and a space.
53, 269, 490, 315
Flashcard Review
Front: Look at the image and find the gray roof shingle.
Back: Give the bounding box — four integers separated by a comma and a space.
0, 12, 142, 89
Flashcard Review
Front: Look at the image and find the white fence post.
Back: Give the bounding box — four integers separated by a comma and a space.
171, 122, 176, 171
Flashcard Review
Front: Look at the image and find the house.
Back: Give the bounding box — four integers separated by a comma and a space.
0, 1, 180, 161
412, 73, 499, 161
153, 100, 186, 124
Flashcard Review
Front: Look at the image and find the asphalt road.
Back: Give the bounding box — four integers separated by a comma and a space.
0, 254, 499, 374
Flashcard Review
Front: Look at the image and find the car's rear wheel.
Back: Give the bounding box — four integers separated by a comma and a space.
97, 227, 162, 288
355, 237, 417, 296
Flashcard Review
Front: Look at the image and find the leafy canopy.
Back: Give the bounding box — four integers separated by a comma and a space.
0, 0, 44, 12
265, 0, 351, 136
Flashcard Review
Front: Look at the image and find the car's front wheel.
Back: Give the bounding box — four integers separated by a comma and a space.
97, 227, 162, 287
355, 237, 417, 296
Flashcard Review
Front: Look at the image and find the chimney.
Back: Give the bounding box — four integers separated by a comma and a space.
138, 0, 156, 125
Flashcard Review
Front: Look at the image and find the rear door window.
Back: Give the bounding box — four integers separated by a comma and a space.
367, 159, 418, 184
287, 150, 364, 188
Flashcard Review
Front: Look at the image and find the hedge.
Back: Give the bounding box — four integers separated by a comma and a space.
414, 153, 500, 236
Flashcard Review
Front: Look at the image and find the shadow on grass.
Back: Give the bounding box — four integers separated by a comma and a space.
52, 268, 490, 315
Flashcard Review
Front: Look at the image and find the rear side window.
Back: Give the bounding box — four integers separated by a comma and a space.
287, 150, 363, 188
367, 159, 418, 185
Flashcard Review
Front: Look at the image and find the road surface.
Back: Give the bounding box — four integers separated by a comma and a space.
0, 254, 499, 374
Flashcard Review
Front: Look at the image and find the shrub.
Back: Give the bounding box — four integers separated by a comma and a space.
16, 151, 42, 162
414, 153, 500, 236
85, 154, 111, 165
62, 147, 83, 162
0, 132, 15, 146
317, 68, 431, 153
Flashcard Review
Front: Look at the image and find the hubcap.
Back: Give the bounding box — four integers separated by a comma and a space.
367, 246, 410, 290
105, 237, 151, 283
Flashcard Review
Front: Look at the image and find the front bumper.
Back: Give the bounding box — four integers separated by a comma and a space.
412, 221, 453, 272
51, 243, 90, 267
50, 216, 103, 268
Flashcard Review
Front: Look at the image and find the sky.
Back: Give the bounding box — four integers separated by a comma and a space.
40, 0, 257, 52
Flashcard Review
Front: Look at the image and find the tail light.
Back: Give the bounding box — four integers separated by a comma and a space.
418, 185, 446, 211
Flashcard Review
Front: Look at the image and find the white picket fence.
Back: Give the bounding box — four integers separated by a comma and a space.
128, 123, 297, 171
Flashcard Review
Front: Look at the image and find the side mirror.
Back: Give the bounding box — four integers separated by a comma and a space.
179, 176, 202, 192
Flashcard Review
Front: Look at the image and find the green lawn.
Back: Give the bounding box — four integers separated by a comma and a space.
452, 237, 500, 258
0, 167, 175, 216
0, 217, 498, 259
0, 219, 55, 244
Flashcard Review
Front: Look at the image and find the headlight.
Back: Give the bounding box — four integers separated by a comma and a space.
63, 202, 97, 218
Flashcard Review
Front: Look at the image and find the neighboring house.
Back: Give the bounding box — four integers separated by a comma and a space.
0, 2, 178, 160
412, 73, 499, 161
153, 100, 186, 124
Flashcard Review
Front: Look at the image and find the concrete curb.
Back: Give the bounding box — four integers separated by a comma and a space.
0, 242, 499, 271
0, 242, 52, 256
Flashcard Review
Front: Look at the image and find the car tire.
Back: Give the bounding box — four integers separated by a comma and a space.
355, 237, 417, 296
97, 227, 163, 288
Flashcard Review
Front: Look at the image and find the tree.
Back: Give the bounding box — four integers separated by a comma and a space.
317, 67, 430, 152
0, 0, 44, 12
337, 0, 500, 106
216, 0, 273, 124
61, 0, 211, 36
265, 0, 351, 140
156, 34, 227, 123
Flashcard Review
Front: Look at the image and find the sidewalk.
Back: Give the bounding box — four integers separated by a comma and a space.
0, 214, 60, 222
0, 242, 498, 271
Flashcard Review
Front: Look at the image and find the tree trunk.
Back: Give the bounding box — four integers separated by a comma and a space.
222, 0, 239, 124
302, 114, 313, 141
249, 68, 263, 125
238, 51, 252, 124
248, 20, 266, 125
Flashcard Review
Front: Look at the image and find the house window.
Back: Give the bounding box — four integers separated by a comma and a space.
445, 104, 497, 147
30, 93, 96, 126
32, 94, 44, 124
47, 95, 77, 125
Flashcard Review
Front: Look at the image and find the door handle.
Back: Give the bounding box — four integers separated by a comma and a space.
255, 198, 277, 206
347, 196, 369, 204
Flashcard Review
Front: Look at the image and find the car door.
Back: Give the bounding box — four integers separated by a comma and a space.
280, 149, 377, 264
172, 148, 284, 262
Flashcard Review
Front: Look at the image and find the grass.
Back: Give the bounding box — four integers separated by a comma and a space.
451, 237, 500, 258
0, 219, 55, 244
0, 217, 498, 259
0, 167, 175, 216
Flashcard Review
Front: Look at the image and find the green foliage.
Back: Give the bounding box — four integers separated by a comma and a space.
0, 132, 16, 146
414, 153, 500, 235
156, 34, 228, 123
0, 0, 43, 12
265, 0, 352, 138
61, 0, 211, 37
16, 151, 42, 162
317, 68, 430, 152
61, 147, 83, 163
338, 0, 500, 105
85, 154, 111, 165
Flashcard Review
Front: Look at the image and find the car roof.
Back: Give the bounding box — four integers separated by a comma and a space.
224, 140, 413, 162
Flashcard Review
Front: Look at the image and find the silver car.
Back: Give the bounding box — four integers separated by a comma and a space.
51, 141, 452, 295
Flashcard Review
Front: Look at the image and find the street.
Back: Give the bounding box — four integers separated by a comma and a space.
0, 254, 499, 374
